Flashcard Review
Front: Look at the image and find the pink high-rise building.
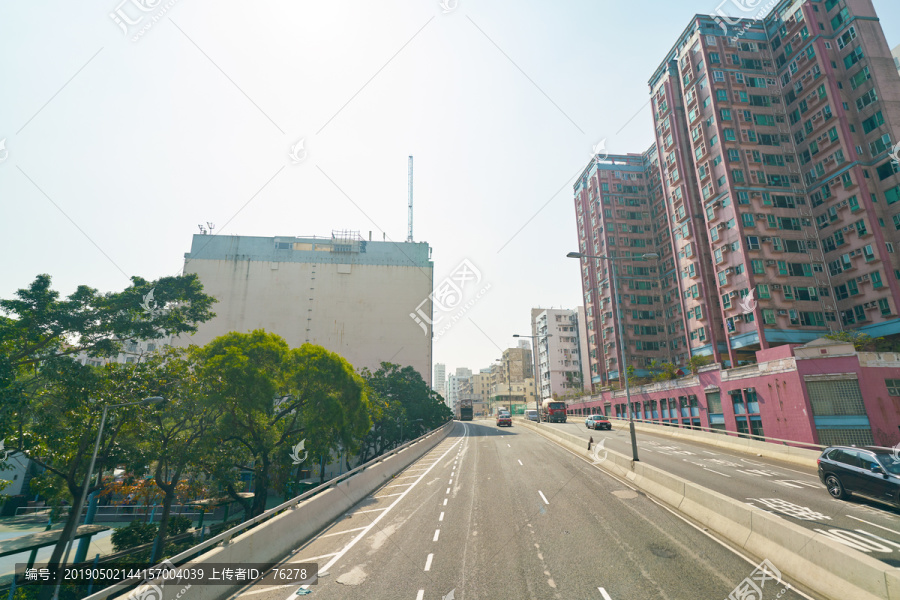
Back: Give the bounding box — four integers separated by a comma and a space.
573, 0, 900, 446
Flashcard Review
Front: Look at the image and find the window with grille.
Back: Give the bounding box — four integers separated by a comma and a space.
806, 379, 866, 416
817, 429, 874, 447
887, 379, 900, 396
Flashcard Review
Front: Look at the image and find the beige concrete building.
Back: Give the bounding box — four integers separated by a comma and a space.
177, 232, 434, 384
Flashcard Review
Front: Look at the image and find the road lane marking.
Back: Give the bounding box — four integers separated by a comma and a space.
238, 583, 300, 596
393, 474, 421, 480
385, 482, 415, 488
703, 468, 731, 477
702, 451, 717, 455
538, 491, 549, 505
443, 498, 448, 506
319, 527, 367, 538
424, 553, 434, 571
289, 552, 337, 562
507, 444, 511, 447
446, 488, 451, 494
518, 459, 523, 466
416, 591, 424, 600
354, 508, 389, 514
598, 587, 613, 600
283, 427, 466, 599
375, 492, 404, 498
433, 529, 440, 541
449, 479, 453, 484
846, 515, 900, 535
439, 512, 444, 521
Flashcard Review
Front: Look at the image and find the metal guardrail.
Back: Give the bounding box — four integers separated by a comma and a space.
537, 413, 828, 450
83, 420, 453, 599
14, 504, 208, 519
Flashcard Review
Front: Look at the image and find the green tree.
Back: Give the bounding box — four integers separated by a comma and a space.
361, 363, 452, 454
121, 347, 220, 564
0, 273, 215, 596
687, 354, 712, 374
198, 333, 370, 516
823, 330, 881, 351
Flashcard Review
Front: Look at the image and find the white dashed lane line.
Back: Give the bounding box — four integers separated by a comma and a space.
599, 587, 613, 600
433, 529, 440, 542
538, 490, 550, 505
439, 512, 444, 521
424, 553, 434, 571
443, 498, 448, 506
416, 591, 424, 600
518, 459, 523, 466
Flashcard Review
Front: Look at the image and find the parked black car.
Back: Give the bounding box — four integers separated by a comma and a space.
817, 445, 900, 508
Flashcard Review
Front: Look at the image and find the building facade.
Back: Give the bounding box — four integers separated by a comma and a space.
575, 0, 900, 389
568, 339, 900, 447
531, 308, 589, 399
433, 363, 446, 395
177, 232, 434, 384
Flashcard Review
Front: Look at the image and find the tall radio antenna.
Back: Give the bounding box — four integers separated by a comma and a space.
407, 156, 414, 243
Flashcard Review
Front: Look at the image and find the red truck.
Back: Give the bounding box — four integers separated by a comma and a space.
541, 400, 567, 423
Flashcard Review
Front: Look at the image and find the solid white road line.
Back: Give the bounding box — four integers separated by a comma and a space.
846, 515, 900, 535
375, 492, 404, 498
237, 582, 299, 596
598, 587, 613, 600
283, 430, 465, 599
703, 468, 731, 477
518, 459, 523, 466
416, 591, 424, 600
439, 512, 444, 521
385, 482, 415, 488
424, 553, 434, 571
538, 490, 549, 505
433, 529, 440, 542
288, 552, 337, 562
319, 526, 367, 538
354, 507, 389, 514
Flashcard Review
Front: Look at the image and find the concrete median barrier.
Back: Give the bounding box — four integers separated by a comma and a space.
517, 418, 899, 600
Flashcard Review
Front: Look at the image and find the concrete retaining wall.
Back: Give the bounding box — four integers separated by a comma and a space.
86, 422, 454, 600
620, 419, 820, 468
518, 419, 898, 600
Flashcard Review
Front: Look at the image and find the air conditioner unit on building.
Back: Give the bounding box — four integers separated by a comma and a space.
772, 284, 782, 290
777, 309, 788, 315
733, 314, 743, 322
761, 237, 771, 242
859, 273, 870, 281
725, 268, 734, 275
757, 214, 766, 219
766, 260, 776, 266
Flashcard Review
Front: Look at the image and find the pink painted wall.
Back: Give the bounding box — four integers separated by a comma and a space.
567, 348, 900, 447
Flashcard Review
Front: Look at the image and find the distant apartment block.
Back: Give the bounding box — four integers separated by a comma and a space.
433, 363, 446, 394
177, 232, 434, 385
530, 308, 590, 399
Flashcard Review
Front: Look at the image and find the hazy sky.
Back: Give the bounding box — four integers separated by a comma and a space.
3, 0, 900, 377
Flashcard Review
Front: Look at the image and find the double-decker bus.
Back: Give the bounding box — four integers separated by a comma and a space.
458, 399, 473, 421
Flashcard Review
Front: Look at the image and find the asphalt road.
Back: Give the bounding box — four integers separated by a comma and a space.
229, 420, 816, 600
547, 418, 900, 567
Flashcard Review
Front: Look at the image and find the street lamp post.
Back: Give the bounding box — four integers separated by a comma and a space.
51, 396, 164, 600
513, 333, 552, 424
567, 251, 658, 463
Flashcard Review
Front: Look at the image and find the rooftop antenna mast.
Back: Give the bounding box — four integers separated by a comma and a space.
407, 155, 414, 243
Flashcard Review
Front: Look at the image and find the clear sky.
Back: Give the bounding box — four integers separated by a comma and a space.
2, 0, 900, 377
